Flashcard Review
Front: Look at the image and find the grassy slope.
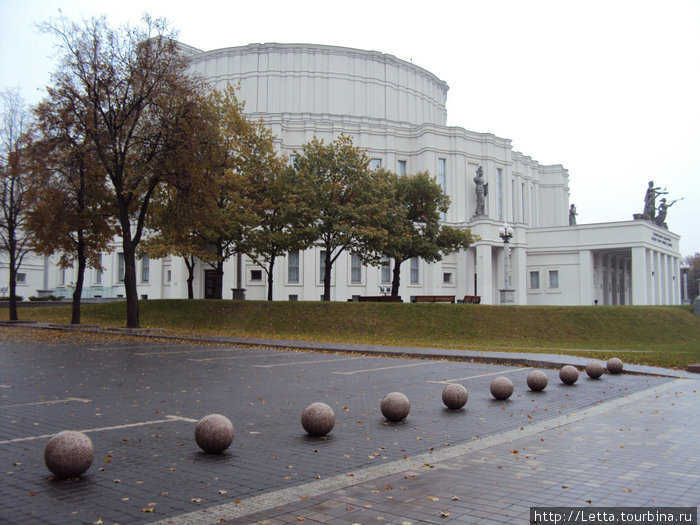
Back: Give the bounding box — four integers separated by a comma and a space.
6, 300, 700, 368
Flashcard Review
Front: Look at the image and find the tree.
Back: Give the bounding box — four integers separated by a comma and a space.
684, 252, 700, 301
26, 89, 117, 324
380, 171, 475, 297
294, 135, 393, 301
42, 15, 207, 327
243, 164, 315, 300
0, 88, 33, 321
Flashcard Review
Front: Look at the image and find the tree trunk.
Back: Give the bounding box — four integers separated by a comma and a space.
184, 255, 195, 299
266, 257, 275, 301
122, 239, 140, 328
323, 248, 332, 301
8, 250, 18, 321
391, 257, 404, 297
71, 236, 87, 324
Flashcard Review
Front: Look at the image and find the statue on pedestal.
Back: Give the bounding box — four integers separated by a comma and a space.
473, 166, 488, 217
569, 204, 577, 225
654, 198, 681, 228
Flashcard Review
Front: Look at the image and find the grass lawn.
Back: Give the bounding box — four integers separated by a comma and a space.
4, 300, 700, 369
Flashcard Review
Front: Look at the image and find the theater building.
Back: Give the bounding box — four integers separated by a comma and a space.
4, 43, 682, 305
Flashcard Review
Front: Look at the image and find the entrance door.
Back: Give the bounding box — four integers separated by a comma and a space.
204, 270, 219, 299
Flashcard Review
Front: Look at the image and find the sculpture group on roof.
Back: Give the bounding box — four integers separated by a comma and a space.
638, 181, 681, 229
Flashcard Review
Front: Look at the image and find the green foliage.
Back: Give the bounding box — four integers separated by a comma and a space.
379, 171, 476, 295
294, 135, 394, 300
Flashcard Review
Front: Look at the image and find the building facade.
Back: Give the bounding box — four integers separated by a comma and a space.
1, 43, 682, 305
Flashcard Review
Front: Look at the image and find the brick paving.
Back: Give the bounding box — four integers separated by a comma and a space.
0, 325, 697, 525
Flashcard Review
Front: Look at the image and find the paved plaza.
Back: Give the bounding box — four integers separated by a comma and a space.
0, 324, 698, 524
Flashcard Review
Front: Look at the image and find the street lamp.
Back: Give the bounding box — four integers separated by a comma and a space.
498, 222, 515, 304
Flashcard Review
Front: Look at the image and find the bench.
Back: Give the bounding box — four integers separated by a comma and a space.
412, 295, 456, 303
458, 295, 481, 304
357, 295, 403, 302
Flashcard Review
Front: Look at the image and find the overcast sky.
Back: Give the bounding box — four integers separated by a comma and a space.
2, 0, 698, 257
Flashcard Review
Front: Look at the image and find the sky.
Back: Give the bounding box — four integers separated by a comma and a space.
1, 0, 698, 257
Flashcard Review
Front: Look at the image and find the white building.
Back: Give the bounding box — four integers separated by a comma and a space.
2, 43, 682, 305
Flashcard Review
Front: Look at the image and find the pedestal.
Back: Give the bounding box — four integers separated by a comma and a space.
231, 288, 246, 300
499, 288, 515, 304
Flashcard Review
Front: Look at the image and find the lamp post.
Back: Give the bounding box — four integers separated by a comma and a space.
498, 222, 515, 304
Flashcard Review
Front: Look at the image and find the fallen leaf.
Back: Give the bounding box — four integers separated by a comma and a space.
427, 496, 439, 501
440, 512, 450, 518
191, 497, 204, 503
141, 508, 154, 513
218, 490, 228, 495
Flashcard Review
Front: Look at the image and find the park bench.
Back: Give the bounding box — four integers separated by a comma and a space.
412, 295, 456, 303
458, 295, 481, 304
357, 295, 403, 302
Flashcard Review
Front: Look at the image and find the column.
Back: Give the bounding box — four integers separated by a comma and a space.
579, 250, 594, 305
652, 250, 661, 305
513, 246, 527, 305
674, 257, 682, 304
476, 244, 493, 305
631, 247, 648, 305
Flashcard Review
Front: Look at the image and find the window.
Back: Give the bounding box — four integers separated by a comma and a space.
288, 250, 300, 283
370, 158, 382, 171
96, 254, 102, 284
410, 257, 419, 284
319, 250, 327, 282
17, 272, 26, 283
59, 268, 66, 286
530, 271, 540, 289
166, 269, 172, 283
118, 253, 125, 282
350, 253, 362, 283
397, 160, 407, 177
496, 168, 503, 221
251, 269, 263, 281
141, 255, 150, 283
289, 154, 297, 166
438, 158, 447, 220
381, 256, 391, 284
443, 272, 453, 284
549, 270, 559, 289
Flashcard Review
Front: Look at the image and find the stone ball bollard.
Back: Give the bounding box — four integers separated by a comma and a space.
442, 383, 468, 410
381, 392, 410, 422
301, 402, 336, 437
607, 357, 624, 374
585, 361, 605, 379
526, 370, 548, 392
490, 377, 514, 400
559, 365, 579, 385
195, 414, 235, 454
44, 430, 94, 478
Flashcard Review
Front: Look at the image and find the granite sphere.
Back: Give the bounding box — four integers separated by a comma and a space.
381, 392, 410, 422
559, 365, 579, 385
526, 370, 548, 392
585, 361, 605, 379
301, 402, 336, 437
195, 414, 235, 454
607, 357, 624, 374
44, 430, 94, 478
490, 377, 514, 400
442, 383, 468, 410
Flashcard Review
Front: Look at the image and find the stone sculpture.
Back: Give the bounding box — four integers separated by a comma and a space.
381, 392, 410, 422
194, 414, 235, 454
569, 204, 577, 225
301, 402, 336, 437
44, 430, 94, 478
473, 166, 488, 217
642, 181, 666, 221
441, 383, 468, 410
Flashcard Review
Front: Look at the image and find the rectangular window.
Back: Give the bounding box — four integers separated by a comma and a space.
438, 158, 447, 220
397, 160, 407, 177
350, 253, 362, 283
443, 272, 453, 284
166, 269, 172, 283
289, 154, 297, 166
118, 253, 125, 282
17, 272, 26, 283
370, 158, 382, 171
251, 269, 263, 281
288, 250, 300, 283
410, 257, 419, 284
319, 250, 327, 283
96, 254, 102, 284
59, 268, 66, 286
549, 270, 559, 289
497, 168, 503, 221
530, 271, 540, 289
381, 256, 391, 284
141, 255, 150, 283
